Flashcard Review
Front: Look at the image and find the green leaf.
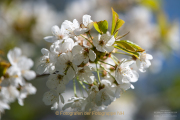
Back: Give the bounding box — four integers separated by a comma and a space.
111, 8, 125, 36
114, 45, 139, 58
93, 20, 108, 34
114, 40, 145, 58
115, 40, 145, 52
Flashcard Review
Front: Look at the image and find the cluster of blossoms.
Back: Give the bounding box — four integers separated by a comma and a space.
0, 48, 36, 116
38, 10, 153, 111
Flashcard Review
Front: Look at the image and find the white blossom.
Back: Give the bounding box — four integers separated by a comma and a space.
136, 52, 153, 72
46, 74, 69, 93
76, 66, 95, 84
95, 80, 115, 106
115, 59, 139, 87
62, 19, 80, 37
62, 97, 85, 111
0, 47, 36, 113
72, 45, 96, 65
42, 90, 64, 106
44, 25, 69, 43
7, 47, 36, 81
18, 83, 37, 106
93, 33, 115, 52
74, 15, 93, 35
37, 48, 56, 75
114, 83, 131, 98
55, 51, 76, 80
50, 38, 74, 55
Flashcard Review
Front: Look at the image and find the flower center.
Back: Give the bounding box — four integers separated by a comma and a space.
57, 75, 63, 80
66, 61, 71, 66
58, 35, 63, 39
46, 58, 50, 63
99, 40, 105, 46
80, 23, 86, 28
83, 48, 89, 57
79, 68, 85, 73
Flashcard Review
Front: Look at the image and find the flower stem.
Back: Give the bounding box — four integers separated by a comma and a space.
78, 80, 88, 94
96, 63, 101, 83
99, 60, 115, 67
77, 79, 84, 97
73, 79, 77, 97
80, 34, 93, 46
76, 76, 88, 94
99, 63, 118, 85
111, 54, 119, 65
87, 31, 93, 40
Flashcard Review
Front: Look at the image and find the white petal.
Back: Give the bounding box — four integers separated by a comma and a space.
51, 102, 58, 110
146, 54, 153, 60
115, 70, 123, 84
72, 54, 84, 65
95, 92, 102, 106
7, 47, 22, 65
17, 57, 34, 70
57, 84, 66, 93
115, 87, 122, 98
60, 94, 65, 104
67, 67, 75, 80
51, 25, 60, 36
106, 36, 115, 46
23, 70, 36, 80
131, 84, 135, 89
73, 19, 80, 29
36, 63, 47, 75
103, 96, 112, 106
93, 36, 100, 47
72, 45, 83, 55
89, 49, 96, 61
104, 46, 114, 52
83, 15, 93, 27
130, 70, 139, 82
120, 83, 131, 91
44, 36, 57, 43
62, 102, 73, 111
41, 48, 49, 56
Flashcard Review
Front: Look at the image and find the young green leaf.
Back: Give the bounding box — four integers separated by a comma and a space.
115, 40, 145, 52
93, 20, 108, 34
114, 45, 139, 58
111, 8, 125, 36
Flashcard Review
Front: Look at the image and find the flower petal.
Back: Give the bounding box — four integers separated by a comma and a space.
7, 47, 22, 65
89, 49, 96, 61
66, 67, 75, 80
44, 36, 57, 43
23, 70, 36, 80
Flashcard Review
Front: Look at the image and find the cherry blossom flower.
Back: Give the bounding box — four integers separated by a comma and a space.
72, 45, 96, 65
95, 80, 115, 106
42, 90, 64, 107
62, 97, 85, 111
37, 48, 56, 75
76, 66, 95, 84
73, 15, 94, 35
93, 33, 115, 52
55, 51, 77, 80
115, 59, 139, 86
136, 52, 153, 72
44, 25, 69, 43
18, 83, 36, 106
62, 19, 80, 37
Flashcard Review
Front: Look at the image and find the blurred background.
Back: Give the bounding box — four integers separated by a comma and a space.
0, 0, 180, 120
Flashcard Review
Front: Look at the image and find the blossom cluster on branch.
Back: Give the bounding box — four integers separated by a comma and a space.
0, 48, 36, 116
37, 8, 153, 111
